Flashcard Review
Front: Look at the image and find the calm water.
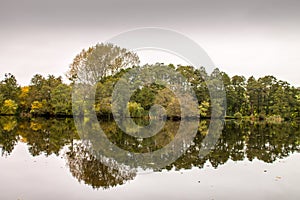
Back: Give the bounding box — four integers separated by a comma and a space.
1, 116, 300, 199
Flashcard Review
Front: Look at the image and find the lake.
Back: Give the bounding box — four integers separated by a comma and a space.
0, 116, 300, 199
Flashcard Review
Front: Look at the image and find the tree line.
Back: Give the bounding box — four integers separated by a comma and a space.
0, 73, 72, 117
0, 67, 299, 120
0, 43, 299, 120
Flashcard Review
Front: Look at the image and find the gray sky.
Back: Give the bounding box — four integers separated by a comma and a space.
0, 0, 300, 86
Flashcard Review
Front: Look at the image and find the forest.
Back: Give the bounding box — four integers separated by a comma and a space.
0, 43, 300, 121
1, 68, 299, 121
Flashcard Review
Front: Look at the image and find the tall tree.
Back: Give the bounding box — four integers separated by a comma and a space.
67, 43, 140, 84
0, 73, 20, 102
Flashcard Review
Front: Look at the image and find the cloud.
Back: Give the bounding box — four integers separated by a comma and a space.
1, 0, 300, 29
1, 0, 300, 86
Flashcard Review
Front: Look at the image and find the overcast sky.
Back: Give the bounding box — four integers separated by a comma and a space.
1, 0, 300, 86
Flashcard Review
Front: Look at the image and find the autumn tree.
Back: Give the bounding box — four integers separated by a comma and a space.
67, 43, 140, 84
28, 74, 64, 115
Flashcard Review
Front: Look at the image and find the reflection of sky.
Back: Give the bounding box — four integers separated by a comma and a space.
1, 142, 300, 199
1, 0, 300, 86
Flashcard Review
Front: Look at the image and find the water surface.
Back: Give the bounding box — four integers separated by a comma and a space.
0, 117, 300, 199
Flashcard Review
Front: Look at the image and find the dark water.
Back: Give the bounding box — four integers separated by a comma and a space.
0, 116, 300, 199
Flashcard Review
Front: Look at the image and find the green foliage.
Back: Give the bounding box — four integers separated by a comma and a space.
127, 102, 144, 118
50, 84, 72, 116
0, 43, 298, 120
0, 93, 4, 105
94, 79, 115, 116
0, 73, 21, 103
131, 85, 157, 110
1, 63, 300, 120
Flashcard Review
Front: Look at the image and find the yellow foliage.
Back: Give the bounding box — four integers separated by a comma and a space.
30, 122, 42, 131
199, 101, 210, 117
20, 136, 28, 143
1, 99, 18, 114
19, 86, 30, 106
198, 120, 208, 135
3, 120, 17, 131
30, 101, 43, 113
20, 86, 29, 95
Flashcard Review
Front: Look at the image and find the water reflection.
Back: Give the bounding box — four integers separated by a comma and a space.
19, 117, 78, 156
0, 116, 19, 156
1, 117, 300, 189
66, 142, 136, 189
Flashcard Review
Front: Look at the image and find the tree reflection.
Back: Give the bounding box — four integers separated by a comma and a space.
1, 116, 300, 189
19, 118, 78, 156
66, 142, 136, 189
167, 120, 300, 170
0, 116, 19, 155
100, 119, 179, 153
